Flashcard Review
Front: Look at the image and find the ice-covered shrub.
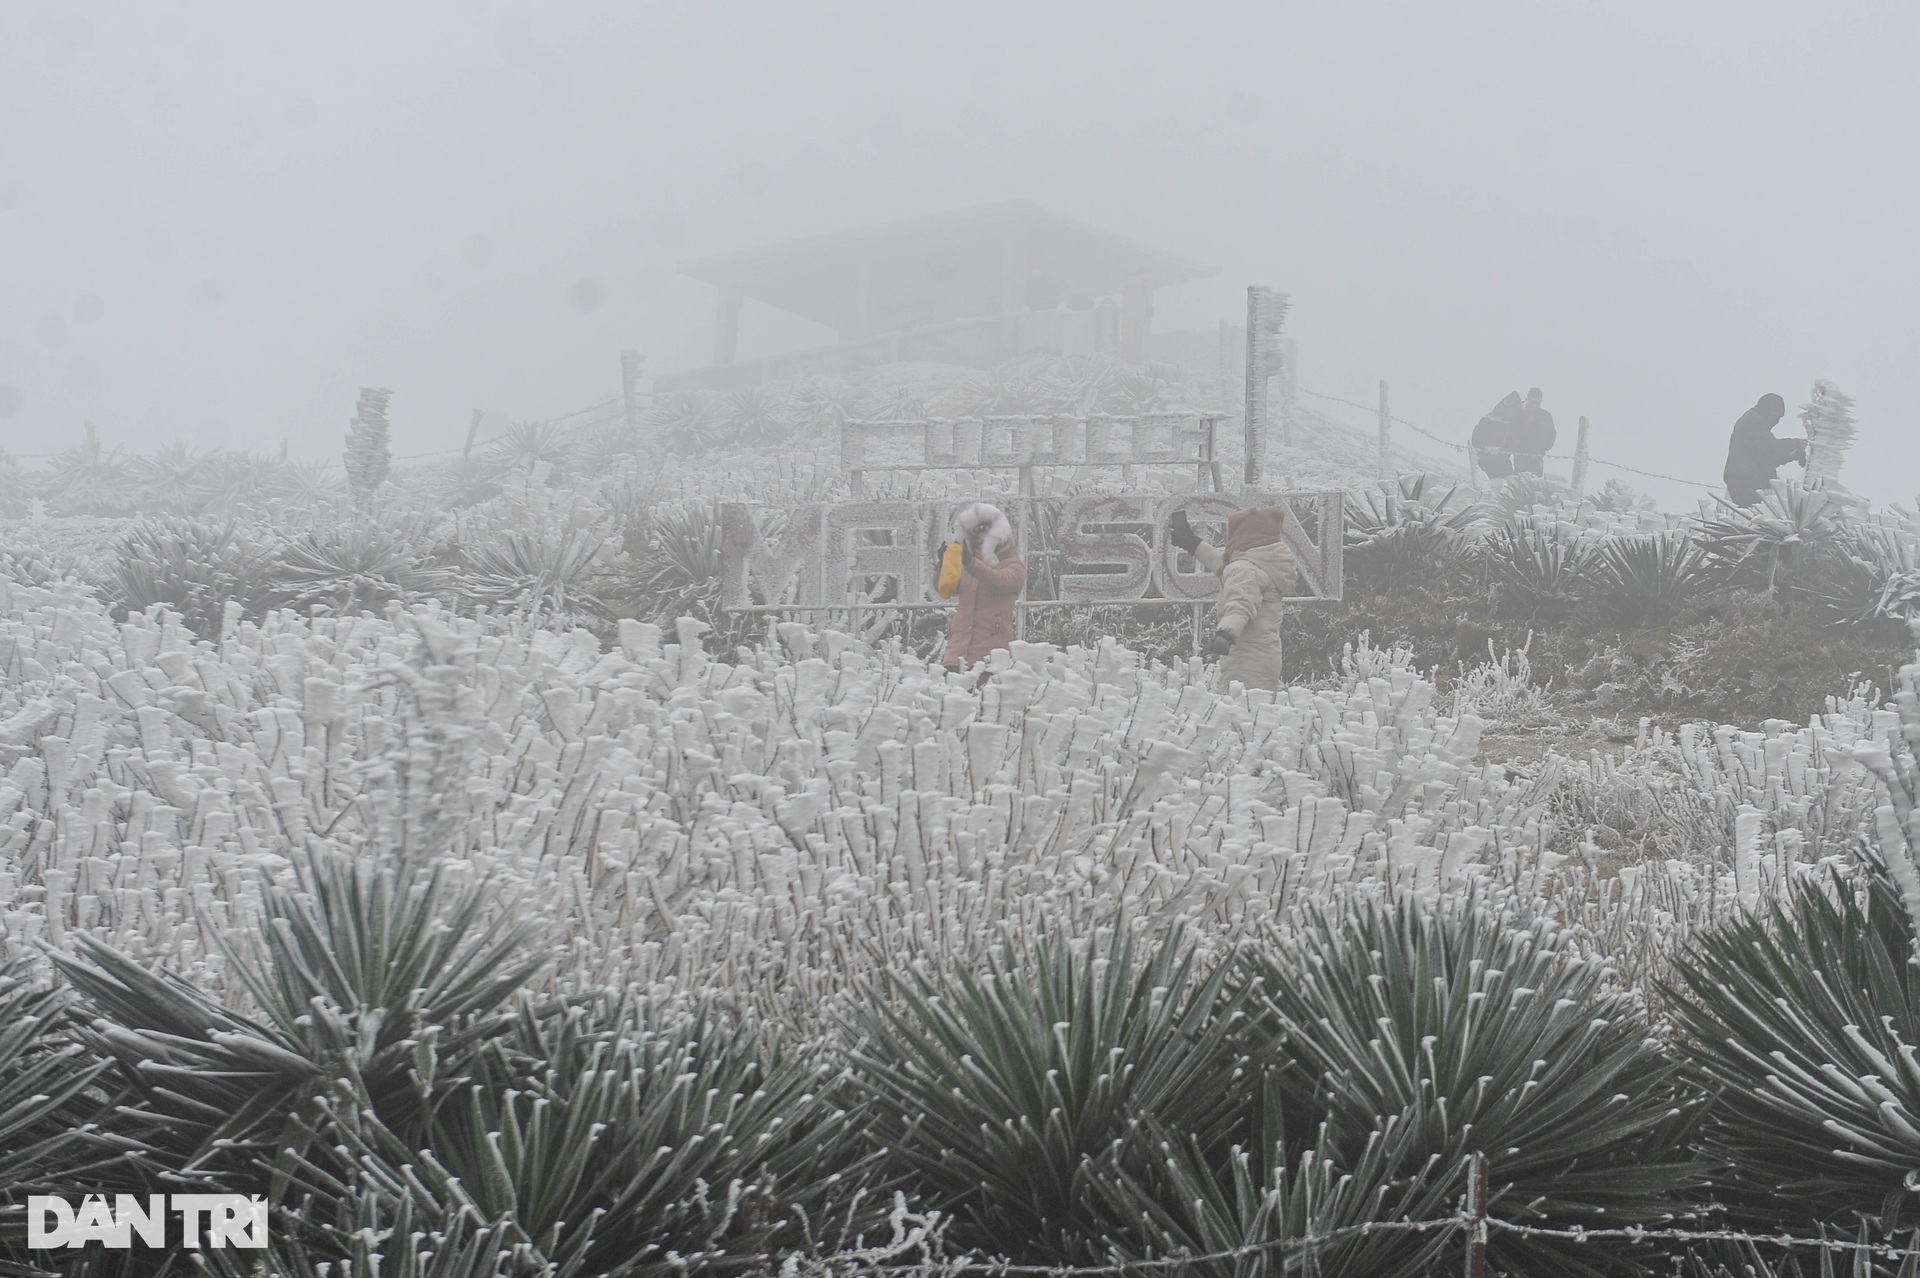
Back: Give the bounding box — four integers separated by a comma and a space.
1479, 513, 1601, 622
460, 525, 610, 625
1246, 893, 1704, 1276
270, 517, 454, 615
55, 846, 545, 1202
34, 431, 136, 517
479, 420, 578, 484
850, 923, 1247, 1263
651, 394, 726, 457
103, 513, 278, 635
1668, 856, 1920, 1233
0, 958, 127, 1212
1452, 638, 1557, 731
1587, 529, 1717, 628
1698, 481, 1845, 604
1344, 473, 1485, 593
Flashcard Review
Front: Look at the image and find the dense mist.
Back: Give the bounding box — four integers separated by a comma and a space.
3, 0, 1915, 503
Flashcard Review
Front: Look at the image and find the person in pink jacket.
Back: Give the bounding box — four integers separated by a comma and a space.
937, 502, 1026, 670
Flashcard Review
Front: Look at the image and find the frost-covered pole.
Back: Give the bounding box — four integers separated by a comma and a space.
344, 386, 392, 512
461, 409, 483, 460
1244, 286, 1289, 486
1800, 379, 1856, 490
1570, 416, 1591, 495
1377, 379, 1392, 482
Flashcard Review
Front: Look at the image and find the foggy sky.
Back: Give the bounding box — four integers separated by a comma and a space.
3, 1, 1915, 504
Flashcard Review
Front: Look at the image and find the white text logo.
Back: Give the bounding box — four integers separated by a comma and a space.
26, 1195, 267, 1249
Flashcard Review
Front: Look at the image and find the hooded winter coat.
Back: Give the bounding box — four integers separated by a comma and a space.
1195, 507, 1298, 692
941, 503, 1026, 669
1724, 394, 1804, 505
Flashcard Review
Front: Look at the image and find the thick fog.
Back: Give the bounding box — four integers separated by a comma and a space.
3, 1, 1915, 503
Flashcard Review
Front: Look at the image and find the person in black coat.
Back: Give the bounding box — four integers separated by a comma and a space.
1723, 393, 1806, 505
1510, 387, 1556, 476
1471, 392, 1525, 479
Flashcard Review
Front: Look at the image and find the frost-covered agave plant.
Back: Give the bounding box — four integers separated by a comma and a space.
632, 498, 728, 618
269, 518, 454, 615
336, 996, 875, 1277
1667, 855, 1920, 1234
0, 958, 134, 1249
720, 386, 792, 449
460, 525, 608, 623
1587, 529, 1717, 627
1479, 512, 1602, 623
848, 923, 1251, 1264
1343, 473, 1485, 593
650, 394, 726, 457
1244, 892, 1704, 1277
1496, 470, 1576, 515
480, 420, 577, 483
34, 430, 137, 517
265, 456, 348, 512
130, 442, 217, 514
104, 513, 279, 635
55, 846, 546, 1213
1698, 481, 1845, 603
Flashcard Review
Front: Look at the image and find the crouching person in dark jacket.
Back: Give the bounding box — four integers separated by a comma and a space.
1724, 392, 1806, 505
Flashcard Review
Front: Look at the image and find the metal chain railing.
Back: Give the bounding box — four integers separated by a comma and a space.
823, 1212, 1920, 1277
1296, 385, 1723, 490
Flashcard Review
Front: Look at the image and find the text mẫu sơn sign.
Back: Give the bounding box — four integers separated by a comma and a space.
718, 491, 1342, 612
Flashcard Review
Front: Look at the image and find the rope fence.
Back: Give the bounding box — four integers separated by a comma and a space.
1295, 385, 1723, 491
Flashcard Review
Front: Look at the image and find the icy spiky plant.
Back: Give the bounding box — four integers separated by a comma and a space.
1668, 855, 1920, 1232
344, 386, 393, 510
269, 518, 454, 615
34, 425, 135, 516
1698, 481, 1844, 603
0, 958, 131, 1212
460, 525, 607, 623
130, 442, 215, 514
1587, 529, 1717, 627
649, 394, 725, 457
1801, 379, 1857, 491
104, 513, 278, 636
1247, 893, 1703, 1277
1343, 473, 1486, 592
479, 419, 576, 483
1479, 513, 1601, 622
849, 923, 1249, 1263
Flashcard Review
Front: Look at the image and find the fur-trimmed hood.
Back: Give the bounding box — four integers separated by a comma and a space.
953, 501, 1017, 566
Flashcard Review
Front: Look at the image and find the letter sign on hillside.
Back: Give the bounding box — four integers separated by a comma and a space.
720, 492, 1342, 614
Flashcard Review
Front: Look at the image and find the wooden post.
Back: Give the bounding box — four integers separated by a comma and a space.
1464, 1152, 1489, 1278
713, 286, 744, 366
1218, 318, 1232, 413
1570, 416, 1591, 495
1377, 380, 1392, 482
620, 350, 646, 433
462, 409, 484, 460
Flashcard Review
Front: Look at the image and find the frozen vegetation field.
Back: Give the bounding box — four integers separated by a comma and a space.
3, 374, 1920, 1275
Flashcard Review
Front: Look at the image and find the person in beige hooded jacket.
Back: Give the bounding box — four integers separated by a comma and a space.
1169, 505, 1298, 692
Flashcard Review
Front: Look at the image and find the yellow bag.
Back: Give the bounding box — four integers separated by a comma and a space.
936, 542, 965, 599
